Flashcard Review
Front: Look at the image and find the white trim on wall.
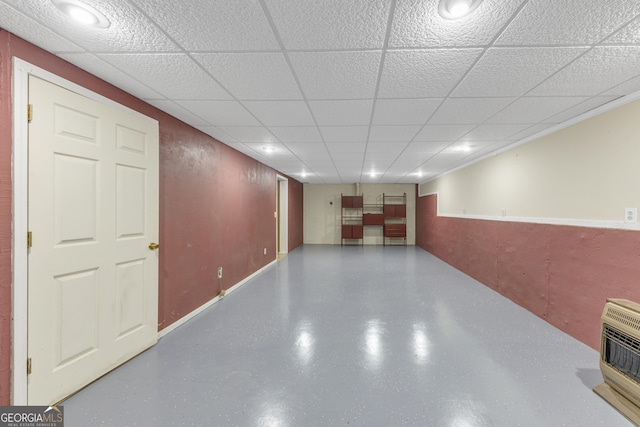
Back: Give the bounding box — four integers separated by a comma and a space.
421, 192, 640, 231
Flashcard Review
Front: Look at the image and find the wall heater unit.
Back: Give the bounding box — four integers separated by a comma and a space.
594, 298, 640, 425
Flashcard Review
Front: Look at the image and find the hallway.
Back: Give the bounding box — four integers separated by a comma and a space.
64, 245, 627, 426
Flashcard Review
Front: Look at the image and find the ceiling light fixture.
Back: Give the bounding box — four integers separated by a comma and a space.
52, 0, 110, 28
438, 0, 483, 20
262, 146, 276, 153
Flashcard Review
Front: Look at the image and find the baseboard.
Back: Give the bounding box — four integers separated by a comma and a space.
157, 259, 277, 339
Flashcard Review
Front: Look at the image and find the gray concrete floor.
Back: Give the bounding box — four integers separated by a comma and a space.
64, 245, 630, 426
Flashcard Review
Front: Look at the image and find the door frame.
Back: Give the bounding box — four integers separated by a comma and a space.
276, 175, 288, 256
11, 58, 158, 405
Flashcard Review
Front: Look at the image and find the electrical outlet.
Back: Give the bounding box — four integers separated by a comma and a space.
625, 208, 637, 224
501, 208, 506, 217
263, 248, 267, 255
218, 267, 222, 279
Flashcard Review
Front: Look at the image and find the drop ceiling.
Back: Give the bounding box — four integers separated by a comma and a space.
2, 0, 640, 183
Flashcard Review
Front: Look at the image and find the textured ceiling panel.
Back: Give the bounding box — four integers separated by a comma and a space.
452, 47, 588, 97
389, 0, 527, 48
98, 53, 231, 100
529, 46, 640, 96
131, 0, 279, 51
216, 127, 278, 143
264, 0, 391, 49
269, 127, 324, 143
194, 53, 302, 101
176, 101, 260, 126
378, 49, 483, 98
319, 127, 369, 143
3, 0, 178, 52
242, 101, 316, 126
429, 98, 515, 124
496, 0, 640, 46
4, 0, 640, 183
0, 3, 83, 52
308, 100, 374, 126
487, 97, 590, 124
368, 126, 421, 142
59, 53, 166, 100
289, 51, 382, 100
372, 99, 442, 125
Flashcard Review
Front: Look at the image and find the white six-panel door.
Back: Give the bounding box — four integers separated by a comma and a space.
27, 76, 159, 405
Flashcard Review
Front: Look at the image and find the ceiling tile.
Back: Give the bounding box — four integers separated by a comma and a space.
403, 141, 450, 154
366, 142, 409, 157
529, 47, 640, 96
193, 53, 302, 100
146, 100, 210, 126
543, 96, 620, 124
429, 98, 515, 124
326, 143, 367, 154
98, 53, 231, 100
602, 76, 640, 96
242, 101, 315, 126
264, 0, 391, 49
308, 100, 374, 126
389, 0, 527, 47
507, 124, 555, 141
413, 125, 475, 141
604, 15, 640, 43
284, 143, 329, 155
131, 0, 279, 50
368, 126, 421, 142
496, 0, 640, 46
216, 127, 278, 143
269, 127, 323, 143
289, 51, 382, 99
176, 101, 260, 126
378, 49, 483, 98
487, 97, 589, 124
195, 126, 238, 144
372, 99, 442, 125
0, 2, 83, 52
452, 47, 587, 97
462, 124, 531, 141
4, 0, 179, 52
59, 53, 165, 100
320, 127, 369, 142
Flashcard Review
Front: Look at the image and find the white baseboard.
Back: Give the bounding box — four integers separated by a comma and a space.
157, 259, 277, 339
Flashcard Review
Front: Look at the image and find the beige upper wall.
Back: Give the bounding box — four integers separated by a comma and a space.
420, 97, 640, 223
304, 183, 416, 244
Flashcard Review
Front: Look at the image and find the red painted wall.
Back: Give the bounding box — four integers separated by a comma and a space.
0, 30, 303, 404
288, 179, 304, 251
416, 193, 640, 350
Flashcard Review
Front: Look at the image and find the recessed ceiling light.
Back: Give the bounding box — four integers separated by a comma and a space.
52, 0, 110, 28
438, 0, 483, 20
262, 146, 276, 153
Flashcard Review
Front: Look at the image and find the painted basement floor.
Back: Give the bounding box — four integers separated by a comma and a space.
64, 245, 629, 426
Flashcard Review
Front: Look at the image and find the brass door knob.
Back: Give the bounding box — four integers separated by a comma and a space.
149, 242, 160, 250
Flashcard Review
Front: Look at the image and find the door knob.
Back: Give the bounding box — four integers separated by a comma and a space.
149, 242, 160, 250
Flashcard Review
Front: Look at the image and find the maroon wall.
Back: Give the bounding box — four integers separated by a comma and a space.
416, 193, 640, 350
0, 30, 303, 404
287, 179, 304, 251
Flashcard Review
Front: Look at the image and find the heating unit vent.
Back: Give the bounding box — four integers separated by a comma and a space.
606, 306, 640, 332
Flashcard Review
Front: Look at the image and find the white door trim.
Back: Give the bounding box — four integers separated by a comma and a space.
276, 175, 288, 255
11, 58, 158, 405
